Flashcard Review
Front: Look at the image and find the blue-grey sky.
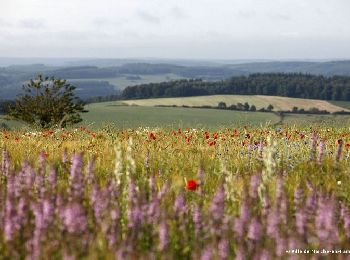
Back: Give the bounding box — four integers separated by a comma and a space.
0, 0, 349, 59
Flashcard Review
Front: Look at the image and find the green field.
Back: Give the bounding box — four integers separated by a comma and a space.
3, 99, 350, 129
83, 104, 350, 128
70, 74, 186, 91
330, 100, 350, 110
82, 105, 279, 128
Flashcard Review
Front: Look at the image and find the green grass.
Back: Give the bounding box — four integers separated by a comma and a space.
283, 113, 350, 126
3, 102, 350, 130
330, 101, 350, 110
82, 104, 279, 129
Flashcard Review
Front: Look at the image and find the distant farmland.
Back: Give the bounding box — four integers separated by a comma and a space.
3, 103, 350, 129
117, 95, 348, 113
69, 73, 186, 91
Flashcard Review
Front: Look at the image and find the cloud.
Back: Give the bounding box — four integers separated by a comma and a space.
269, 13, 292, 21
136, 10, 161, 24
0, 18, 12, 28
19, 19, 46, 29
91, 18, 127, 28
170, 6, 188, 19
235, 11, 256, 19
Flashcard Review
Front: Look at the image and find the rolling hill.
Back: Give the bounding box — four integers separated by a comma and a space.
114, 95, 349, 113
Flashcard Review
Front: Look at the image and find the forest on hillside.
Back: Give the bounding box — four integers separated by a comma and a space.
121, 73, 350, 101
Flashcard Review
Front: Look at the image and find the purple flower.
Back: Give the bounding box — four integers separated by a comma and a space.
48, 166, 57, 188
341, 203, 350, 238
305, 191, 317, 222
295, 208, 306, 236
249, 174, 261, 199
210, 185, 225, 222
61, 202, 87, 234
294, 186, 303, 209
262, 192, 270, 217
147, 197, 160, 223
335, 140, 343, 163
235, 245, 246, 260
240, 196, 250, 224
173, 193, 186, 217
158, 220, 168, 251
248, 218, 262, 241
315, 195, 339, 243
317, 140, 325, 164
69, 153, 84, 200
266, 207, 279, 238
128, 204, 142, 229
275, 234, 287, 257
218, 238, 229, 259
279, 194, 288, 225
234, 217, 245, 239
255, 249, 271, 260
1, 149, 10, 177
192, 204, 202, 235
200, 245, 213, 260
91, 185, 110, 224
275, 177, 284, 203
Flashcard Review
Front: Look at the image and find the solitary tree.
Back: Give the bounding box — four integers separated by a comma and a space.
6, 75, 88, 128
218, 101, 227, 109
243, 102, 250, 111
267, 104, 274, 112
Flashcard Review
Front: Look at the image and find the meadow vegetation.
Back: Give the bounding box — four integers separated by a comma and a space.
1, 125, 350, 258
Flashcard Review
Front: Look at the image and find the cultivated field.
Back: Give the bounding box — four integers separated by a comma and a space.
119, 94, 348, 112
3, 104, 350, 130
1, 126, 350, 258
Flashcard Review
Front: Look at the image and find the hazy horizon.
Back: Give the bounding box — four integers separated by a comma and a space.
1, 0, 350, 60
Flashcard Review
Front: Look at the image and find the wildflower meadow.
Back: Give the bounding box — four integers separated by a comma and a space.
1, 125, 350, 259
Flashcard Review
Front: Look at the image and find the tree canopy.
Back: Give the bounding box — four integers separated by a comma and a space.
6, 75, 87, 128
121, 73, 350, 101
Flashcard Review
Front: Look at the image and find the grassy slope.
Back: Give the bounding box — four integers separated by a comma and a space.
119, 95, 348, 113
329, 101, 350, 110
82, 105, 279, 128
2, 96, 350, 129
2, 105, 350, 129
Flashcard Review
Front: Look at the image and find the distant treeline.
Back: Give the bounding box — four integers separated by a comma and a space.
121, 73, 350, 101
156, 102, 350, 115
0, 100, 14, 114
155, 102, 350, 115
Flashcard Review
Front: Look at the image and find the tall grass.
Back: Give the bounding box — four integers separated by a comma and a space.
1, 126, 350, 258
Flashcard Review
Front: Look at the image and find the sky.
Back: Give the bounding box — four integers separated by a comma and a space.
0, 0, 349, 60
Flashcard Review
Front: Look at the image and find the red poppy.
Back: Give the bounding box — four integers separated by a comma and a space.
149, 132, 156, 140
186, 180, 198, 190
91, 133, 97, 138
208, 140, 216, 146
